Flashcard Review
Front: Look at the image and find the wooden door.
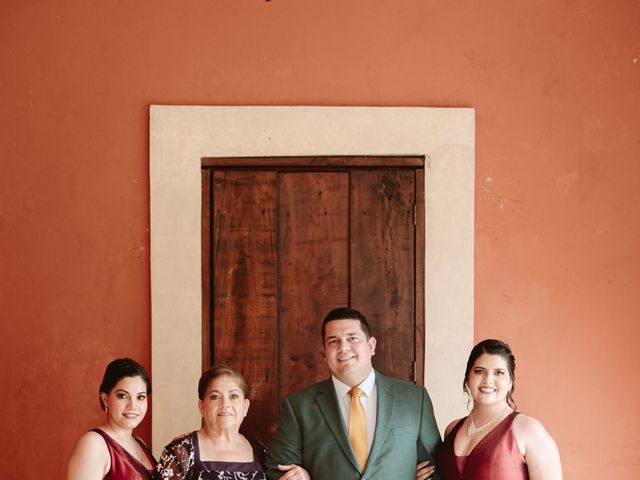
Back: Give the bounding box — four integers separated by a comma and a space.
201, 156, 424, 443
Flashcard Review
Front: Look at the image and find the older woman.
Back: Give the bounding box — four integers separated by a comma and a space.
156, 364, 306, 480
428, 339, 562, 480
68, 358, 156, 480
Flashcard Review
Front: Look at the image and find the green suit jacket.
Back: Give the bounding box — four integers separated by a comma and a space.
265, 371, 441, 480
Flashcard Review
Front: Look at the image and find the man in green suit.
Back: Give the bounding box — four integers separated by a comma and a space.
266, 307, 441, 480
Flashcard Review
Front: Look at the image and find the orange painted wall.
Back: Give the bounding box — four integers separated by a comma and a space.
1, 1, 638, 478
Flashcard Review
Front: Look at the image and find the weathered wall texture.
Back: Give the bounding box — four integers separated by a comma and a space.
1, 1, 638, 478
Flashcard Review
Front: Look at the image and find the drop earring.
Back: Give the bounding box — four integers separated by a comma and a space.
464, 384, 472, 411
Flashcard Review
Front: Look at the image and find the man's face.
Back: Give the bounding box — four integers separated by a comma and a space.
323, 319, 376, 386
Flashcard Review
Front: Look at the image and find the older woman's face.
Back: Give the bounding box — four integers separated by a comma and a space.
198, 375, 249, 432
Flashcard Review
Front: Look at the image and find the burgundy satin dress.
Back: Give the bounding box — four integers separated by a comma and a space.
436, 412, 529, 480
92, 428, 157, 480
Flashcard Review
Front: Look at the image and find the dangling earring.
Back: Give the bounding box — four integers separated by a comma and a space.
464, 384, 472, 411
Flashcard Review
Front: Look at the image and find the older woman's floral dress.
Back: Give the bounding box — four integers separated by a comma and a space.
155, 432, 266, 480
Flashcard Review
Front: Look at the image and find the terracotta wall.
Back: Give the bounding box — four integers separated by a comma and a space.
1, 1, 638, 478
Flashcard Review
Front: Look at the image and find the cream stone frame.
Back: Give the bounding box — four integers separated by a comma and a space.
150, 106, 474, 455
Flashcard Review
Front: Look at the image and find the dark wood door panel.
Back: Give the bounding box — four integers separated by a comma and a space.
212, 170, 279, 438
203, 159, 424, 445
351, 170, 416, 382
278, 172, 350, 402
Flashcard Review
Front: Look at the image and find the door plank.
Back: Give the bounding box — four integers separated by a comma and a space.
212, 170, 278, 440
278, 172, 350, 402
350, 170, 416, 382
202, 169, 212, 370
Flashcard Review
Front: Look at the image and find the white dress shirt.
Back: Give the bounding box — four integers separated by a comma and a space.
332, 369, 377, 455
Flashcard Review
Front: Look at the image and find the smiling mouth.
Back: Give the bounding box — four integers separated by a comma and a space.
123, 413, 139, 418
337, 356, 356, 362
479, 387, 496, 393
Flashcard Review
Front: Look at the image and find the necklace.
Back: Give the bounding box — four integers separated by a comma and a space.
467, 405, 509, 436
105, 428, 146, 464
124, 437, 146, 464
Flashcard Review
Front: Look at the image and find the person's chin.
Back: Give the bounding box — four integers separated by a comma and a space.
337, 357, 358, 368
334, 363, 355, 375
474, 395, 503, 405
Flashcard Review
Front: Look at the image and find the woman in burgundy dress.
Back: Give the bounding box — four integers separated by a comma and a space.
67, 358, 156, 480
425, 340, 562, 480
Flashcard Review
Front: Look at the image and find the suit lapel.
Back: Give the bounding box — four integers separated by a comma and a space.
368, 372, 395, 465
316, 379, 362, 472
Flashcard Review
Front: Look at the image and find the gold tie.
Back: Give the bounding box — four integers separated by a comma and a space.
348, 387, 367, 470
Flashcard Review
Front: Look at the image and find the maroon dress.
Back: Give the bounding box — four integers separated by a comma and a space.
92, 428, 157, 480
436, 412, 529, 480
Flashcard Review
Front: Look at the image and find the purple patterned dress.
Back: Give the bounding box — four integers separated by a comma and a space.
155, 432, 266, 480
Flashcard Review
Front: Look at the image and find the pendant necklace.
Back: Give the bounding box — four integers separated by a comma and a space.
108, 428, 146, 464
125, 438, 145, 464
467, 405, 509, 436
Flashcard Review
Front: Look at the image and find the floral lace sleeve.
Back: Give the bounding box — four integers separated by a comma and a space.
154, 433, 196, 480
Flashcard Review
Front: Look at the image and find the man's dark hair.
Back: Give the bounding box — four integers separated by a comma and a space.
321, 307, 372, 341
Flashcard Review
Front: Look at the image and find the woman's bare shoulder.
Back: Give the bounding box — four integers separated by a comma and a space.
513, 413, 559, 453
513, 413, 548, 436
67, 431, 110, 480
512, 413, 563, 479
75, 430, 109, 452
